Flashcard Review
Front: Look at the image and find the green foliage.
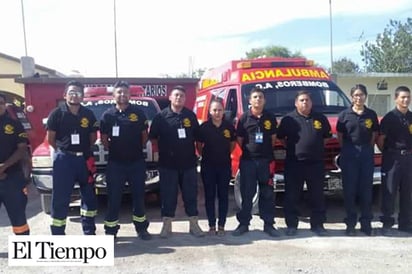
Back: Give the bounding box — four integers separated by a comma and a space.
362, 18, 412, 72
245, 45, 304, 59
332, 57, 360, 73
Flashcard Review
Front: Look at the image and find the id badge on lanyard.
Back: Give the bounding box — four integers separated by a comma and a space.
178, 118, 186, 139
255, 128, 263, 144
112, 125, 120, 137
71, 132, 80, 145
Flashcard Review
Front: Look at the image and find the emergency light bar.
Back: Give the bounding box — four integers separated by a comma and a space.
236, 58, 314, 69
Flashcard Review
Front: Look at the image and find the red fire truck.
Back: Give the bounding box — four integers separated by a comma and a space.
194, 57, 382, 209
15, 77, 198, 213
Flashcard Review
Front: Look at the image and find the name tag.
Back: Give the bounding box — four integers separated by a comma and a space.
178, 128, 186, 139
255, 132, 263, 144
112, 126, 120, 137
71, 133, 80, 145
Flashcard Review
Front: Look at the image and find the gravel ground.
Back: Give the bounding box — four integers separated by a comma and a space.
1, 183, 412, 273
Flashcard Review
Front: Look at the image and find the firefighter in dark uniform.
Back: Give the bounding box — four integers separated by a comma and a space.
232, 87, 279, 237
149, 85, 204, 238
277, 90, 331, 236
100, 81, 151, 240
377, 85, 412, 235
46, 80, 98, 235
196, 98, 236, 236
337, 84, 379, 236
0, 93, 30, 235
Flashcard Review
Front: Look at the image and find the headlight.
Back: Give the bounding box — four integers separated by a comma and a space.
32, 156, 53, 168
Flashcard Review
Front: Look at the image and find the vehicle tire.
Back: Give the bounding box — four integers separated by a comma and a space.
233, 170, 259, 214
41, 193, 52, 215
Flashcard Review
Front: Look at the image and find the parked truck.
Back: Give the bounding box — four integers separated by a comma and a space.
16, 77, 198, 214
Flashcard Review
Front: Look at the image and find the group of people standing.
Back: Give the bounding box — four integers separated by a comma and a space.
1, 80, 412, 239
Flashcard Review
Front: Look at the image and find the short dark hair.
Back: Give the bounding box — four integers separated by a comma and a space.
350, 84, 368, 97
172, 85, 186, 93
0, 93, 6, 102
210, 98, 224, 107
395, 85, 411, 98
65, 80, 84, 94
113, 80, 130, 89
249, 87, 264, 98
295, 90, 311, 100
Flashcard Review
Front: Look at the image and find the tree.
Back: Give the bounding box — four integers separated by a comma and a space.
362, 18, 412, 72
332, 57, 360, 73
245, 45, 303, 59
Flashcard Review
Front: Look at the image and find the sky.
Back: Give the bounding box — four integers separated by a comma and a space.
1, 0, 412, 77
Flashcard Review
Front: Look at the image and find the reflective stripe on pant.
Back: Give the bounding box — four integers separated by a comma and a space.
159, 167, 198, 217
0, 171, 30, 235
380, 151, 412, 228
104, 159, 148, 235
236, 159, 275, 226
340, 143, 374, 228
51, 151, 97, 235
284, 160, 326, 228
200, 164, 231, 228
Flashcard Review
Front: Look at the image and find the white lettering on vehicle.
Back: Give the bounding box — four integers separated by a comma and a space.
84, 100, 149, 107
274, 81, 330, 89
142, 85, 167, 97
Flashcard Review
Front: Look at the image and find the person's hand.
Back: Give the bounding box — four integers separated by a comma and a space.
0, 163, 7, 180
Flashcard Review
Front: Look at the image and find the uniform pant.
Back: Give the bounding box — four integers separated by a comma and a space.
159, 167, 198, 217
284, 160, 326, 229
104, 159, 149, 235
380, 151, 412, 229
340, 143, 374, 228
51, 151, 97, 235
236, 159, 275, 226
200, 164, 231, 228
0, 171, 30, 235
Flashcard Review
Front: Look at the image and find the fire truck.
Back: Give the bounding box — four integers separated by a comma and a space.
194, 57, 382, 210
16, 77, 198, 214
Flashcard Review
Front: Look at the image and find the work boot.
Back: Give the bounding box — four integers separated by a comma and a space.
160, 217, 172, 238
189, 216, 205, 237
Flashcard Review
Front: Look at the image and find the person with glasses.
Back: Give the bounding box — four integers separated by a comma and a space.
0, 93, 30, 235
377, 86, 412, 235
337, 84, 379, 236
100, 81, 151, 240
46, 80, 98, 235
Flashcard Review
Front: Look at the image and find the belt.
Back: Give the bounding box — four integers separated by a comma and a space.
387, 149, 412, 155
60, 150, 84, 156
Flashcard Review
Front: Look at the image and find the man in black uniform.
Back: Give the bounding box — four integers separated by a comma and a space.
100, 81, 151, 240
0, 93, 30, 235
377, 85, 412, 235
232, 87, 279, 237
47, 80, 98, 235
149, 85, 204, 238
277, 90, 331, 236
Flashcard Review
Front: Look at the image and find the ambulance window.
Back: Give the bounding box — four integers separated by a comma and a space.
225, 89, 237, 122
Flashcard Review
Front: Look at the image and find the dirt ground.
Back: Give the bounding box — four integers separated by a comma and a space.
1, 183, 412, 274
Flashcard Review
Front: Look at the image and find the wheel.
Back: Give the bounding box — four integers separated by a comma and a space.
233, 170, 259, 214
40, 193, 52, 215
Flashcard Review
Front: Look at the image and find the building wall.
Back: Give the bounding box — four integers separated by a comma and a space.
335, 73, 412, 116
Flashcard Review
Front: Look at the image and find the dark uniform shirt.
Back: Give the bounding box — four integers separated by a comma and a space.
337, 106, 379, 145
197, 119, 236, 167
236, 110, 277, 160
380, 108, 412, 151
277, 110, 331, 161
0, 114, 28, 174
149, 106, 199, 169
47, 104, 98, 155
100, 104, 148, 162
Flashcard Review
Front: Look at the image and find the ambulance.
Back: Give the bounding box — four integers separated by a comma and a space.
194, 57, 382, 209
